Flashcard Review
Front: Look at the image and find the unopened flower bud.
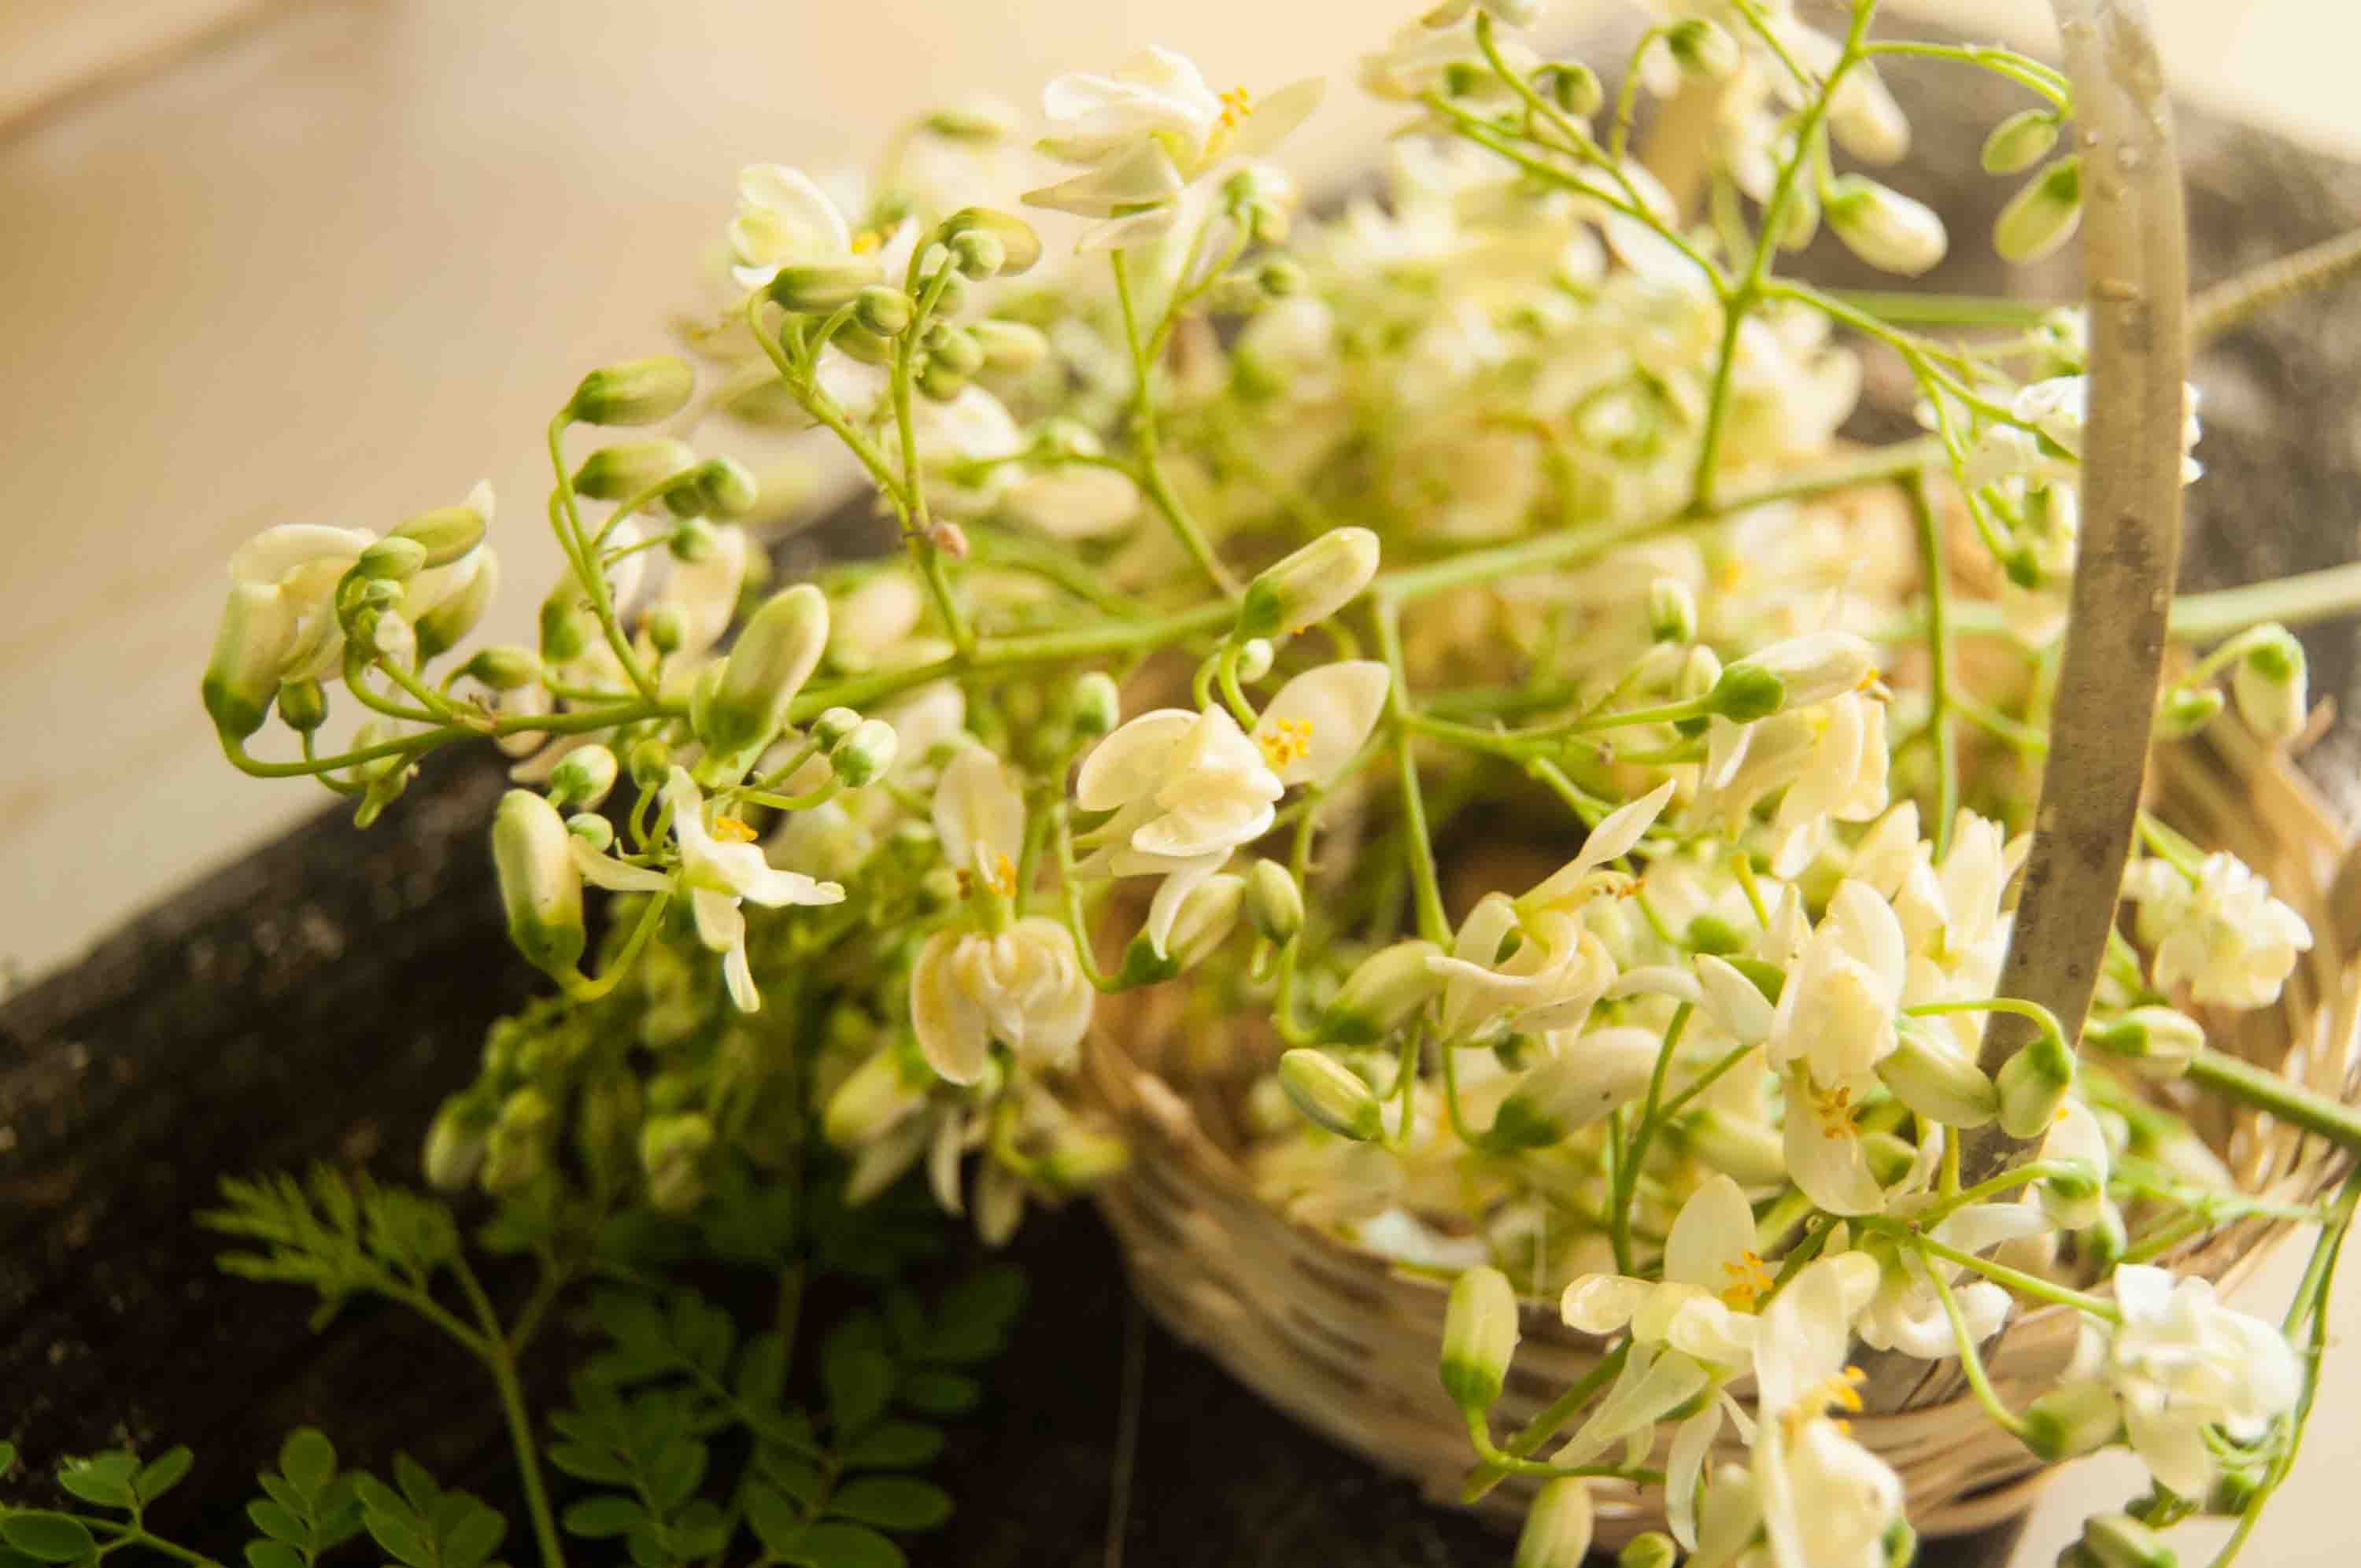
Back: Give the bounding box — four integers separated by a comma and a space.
1245, 860, 1304, 944
1994, 157, 2083, 264
1277, 1049, 1384, 1141
1826, 175, 1948, 277
1258, 257, 1310, 297
1167, 873, 1245, 968
1997, 1027, 2077, 1139
768, 260, 879, 313
829, 718, 900, 788
567, 812, 615, 851
1619, 1533, 1677, 1568
639, 1112, 715, 1213
928, 325, 985, 378
1534, 61, 1602, 116
942, 206, 1044, 276
357, 536, 427, 584
968, 318, 1048, 370
2155, 684, 2223, 740
1672, 1106, 1789, 1185
929, 520, 971, 559
392, 488, 492, 566
493, 790, 586, 983
811, 706, 863, 747
670, 518, 720, 563
824, 1045, 928, 1148
277, 677, 328, 733
1321, 940, 1443, 1043
1982, 109, 2061, 175
686, 456, 760, 518
481, 1087, 556, 1194
1679, 644, 1724, 703
573, 438, 697, 501
414, 545, 497, 661
2086, 1006, 2202, 1079
1648, 576, 1697, 644
540, 583, 589, 664
1876, 1028, 2000, 1127
1042, 1123, 1130, 1187
644, 603, 687, 654
568, 356, 694, 426
922, 97, 1018, 143
1237, 526, 1382, 641
1515, 1478, 1595, 1568
628, 736, 672, 789
423, 1098, 492, 1191
1696, 953, 1779, 1042
1440, 1265, 1519, 1417
547, 744, 619, 811
2080, 1513, 2174, 1568
1667, 17, 1738, 80
1069, 671, 1121, 738
948, 227, 1006, 279
1487, 1031, 1659, 1149
2233, 628, 2307, 742
854, 284, 914, 336
1233, 639, 1276, 682
466, 644, 540, 691
203, 583, 295, 740
700, 583, 829, 759
918, 360, 970, 401
1713, 632, 1876, 718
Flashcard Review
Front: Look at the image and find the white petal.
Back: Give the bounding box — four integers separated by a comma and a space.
1225, 76, 1325, 160
1144, 854, 1225, 957
1665, 1175, 1756, 1291
722, 940, 759, 1012
1526, 780, 1675, 906
1668, 1402, 1724, 1550
1075, 709, 1195, 810
1561, 1275, 1650, 1336
935, 745, 1027, 875
911, 932, 991, 1085
228, 524, 375, 587
1783, 1106, 1886, 1216
1254, 662, 1391, 787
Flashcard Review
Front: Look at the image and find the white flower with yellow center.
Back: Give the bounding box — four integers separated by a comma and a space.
651, 768, 845, 1011
2123, 850, 2314, 1009
1024, 47, 1323, 251
728, 164, 882, 293
1748, 1259, 1906, 1568
1561, 1178, 1877, 1548
1763, 880, 1908, 1215
910, 919, 1096, 1085
1963, 374, 2204, 494
1854, 1201, 2049, 1359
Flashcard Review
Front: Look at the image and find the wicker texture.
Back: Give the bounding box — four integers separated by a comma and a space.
1082, 725, 2361, 1548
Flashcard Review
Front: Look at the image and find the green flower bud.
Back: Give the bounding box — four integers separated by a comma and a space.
1825, 174, 1949, 277
572, 438, 697, 501
644, 603, 687, 654
1233, 638, 1276, 681
854, 284, 914, 336
567, 811, 615, 851
1535, 61, 1602, 117
1982, 109, 2061, 175
639, 1112, 716, 1214
1245, 859, 1305, 944
2086, 1006, 2202, 1079
968, 318, 1048, 370
277, 677, 328, 733
928, 325, 985, 378
540, 582, 589, 664
1876, 1027, 2000, 1127
941, 207, 1043, 276
1679, 644, 1724, 703
2155, 684, 2223, 740
811, 706, 863, 747
1704, 662, 1785, 722
831, 321, 896, 364
2081, 1513, 2175, 1568
1041, 1123, 1130, 1187
1672, 1106, 1789, 1185
1647, 576, 1697, 643
1516, 1478, 1595, 1568
1883, 1520, 1917, 1568
1277, 1049, 1384, 1141
927, 267, 971, 318
202, 583, 293, 741
1776, 179, 1821, 251
1862, 1130, 1918, 1186
1487, 1034, 1659, 1150
423, 1098, 492, 1191
1619, 1533, 1678, 1568
465, 644, 540, 691
1069, 671, 1121, 738
567, 356, 695, 426
2233, 627, 2307, 742
482, 1087, 556, 1194
493, 789, 586, 983
547, 744, 619, 811
1667, 17, 1739, 80
1713, 632, 1877, 718
829, 718, 900, 788
575, 1070, 645, 1194
1994, 157, 2083, 264
628, 736, 673, 790
699, 583, 829, 759
686, 456, 760, 518
948, 227, 1005, 279
769, 260, 881, 313
1236, 526, 1382, 641
670, 517, 721, 561
1440, 1265, 1519, 1417
1997, 1028, 2077, 1139
1320, 939, 1443, 1044
391, 496, 490, 567
917, 360, 970, 401
415, 544, 498, 661
922, 99, 1018, 142
1258, 257, 1310, 297
357, 535, 429, 582
824, 1046, 928, 1148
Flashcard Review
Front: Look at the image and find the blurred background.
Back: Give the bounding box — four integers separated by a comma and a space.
0, 2, 2346, 1561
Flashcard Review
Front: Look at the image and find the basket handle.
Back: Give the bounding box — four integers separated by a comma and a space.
1956, 0, 2189, 1188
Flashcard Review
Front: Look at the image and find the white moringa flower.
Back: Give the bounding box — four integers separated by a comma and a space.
728, 164, 880, 293
1024, 47, 1322, 250
1561, 1179, 1877, 1548
1766, 692, 1890, 878
910, 917, 1096, 1084
1429, 899, 1613, 1042
1748, 1260, 1907, 1568
2064, 1264, 2301, 1501
1766, 881, 1908, 1215
1855, 1201, 2049, 1359
642, 768, 845, 1011
933, 745, 1025, 899
1361, 16, 1535, 105
1963, 374, 2204, 493
1823, 175, 1948, 277
2123, 851, 2313, 1009
1419, 0, 1543, 28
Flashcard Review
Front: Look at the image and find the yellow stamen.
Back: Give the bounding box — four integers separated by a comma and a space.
1781, 1366, 1868, 1437
988, 850, 1018, 898
712, 816, 759, 843
1219, 86, 1254, 130
1719, 1249, 1775, 1311
1810, 1080, 1857, 1140
851, 230, 883, 255
1259, 716, 1314, 772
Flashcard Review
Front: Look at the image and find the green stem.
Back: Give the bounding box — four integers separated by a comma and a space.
547, 414, 660, 702
1614, 1004, 1694, 1272
452, 1256, 567, 1568
1110, 248, 1237, 597
1376, 598, 1450, 946
2186, 1046, 2361, 1156
1919, 1255, 2032, 1441
1886, 1224, 2121, 1321
1861, 39, 2072, 105
1904, 472, 1959, 854
1462, 1341, 1633, 1502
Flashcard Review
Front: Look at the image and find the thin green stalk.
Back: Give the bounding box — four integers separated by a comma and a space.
1462, 1341, 1634, 1503
1110, 248, 1237, 597
1893, 1225, 2121, 1321
547, 415, 659, 702
2185, 1046, 2361, 1157
1376, 598, 1450, 946
452, 1255, 567, 1568
1921, 1256, 2032, 1441
1903, 471, 1958, 853
1613, 1004, 1695, 1271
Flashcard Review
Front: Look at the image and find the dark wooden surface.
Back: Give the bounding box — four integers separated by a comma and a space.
8, 51, 2361, 1568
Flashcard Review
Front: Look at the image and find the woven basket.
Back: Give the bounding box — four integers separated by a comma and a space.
1079, 0, 2361, 1547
